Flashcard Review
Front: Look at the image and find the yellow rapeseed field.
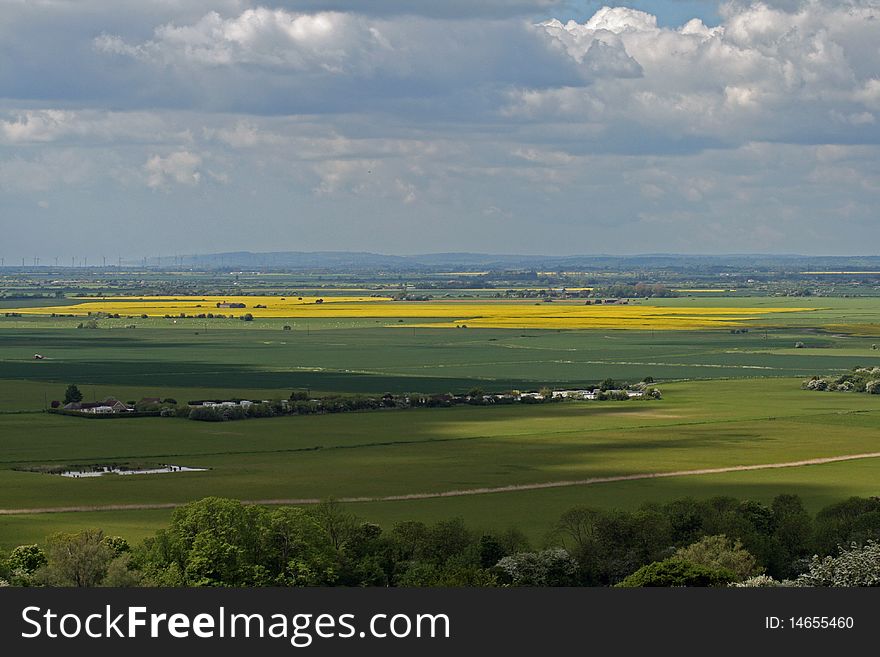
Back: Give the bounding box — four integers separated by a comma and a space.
6, 295, 812, 330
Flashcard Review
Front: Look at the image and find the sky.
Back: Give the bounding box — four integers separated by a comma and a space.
1, 0, 879, 261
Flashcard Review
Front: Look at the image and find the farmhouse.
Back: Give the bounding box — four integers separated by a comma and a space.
63, 399, 131, 414
216, 302, 247, 309
193, 400, 257, 408
551, 389, 600, 400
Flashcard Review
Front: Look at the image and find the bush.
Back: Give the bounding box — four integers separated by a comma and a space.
803, 377, 829, 391
673, 534, 761, 581
189, 406, 224, 422
731, 574, 789, 587
804, 367, 880, 395
796, 541, 880, 587
616, 559, 736, 587
7, 544, 48, 574
495, 548, 579, 587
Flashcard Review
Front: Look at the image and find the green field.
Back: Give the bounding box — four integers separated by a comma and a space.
1, 378, 879, 548
4, 303, 880, 399
2, 294, 880, 550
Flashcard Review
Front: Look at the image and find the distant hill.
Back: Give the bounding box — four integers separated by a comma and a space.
152, 251, 413, 270
143, 251, 880, 273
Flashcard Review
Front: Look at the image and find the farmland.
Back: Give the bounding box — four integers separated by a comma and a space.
1, 377, 879, 548
3, 295, 812, 330
1, 268, 880, 552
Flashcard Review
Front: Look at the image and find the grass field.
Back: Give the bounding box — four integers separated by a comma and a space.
4, 318, 880, 398
2, 294, 880, 550
1, 452, 878, 548
0, 378, 878, 548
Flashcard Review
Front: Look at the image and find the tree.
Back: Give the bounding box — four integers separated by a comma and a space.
6, 544, 47, 574
552, 506, 672, 585
138, 497, 275, 587
189, 406, 223, 422
311, 499, 359, 552
63, 384, 83, 405
768, 494, 813, 578
183, 531, 247, 586
674, 534, 761, 581
616, 559, 735, 587
103, 536, 131, 557
390, 521, 430, 563
814, 496, 880, 555
495, 548, 579, 586
478, 535, 506, 569
554, 507, 603, 558
422, 518, 472, 565
658, 498, 705, 546
796, 540, 880, 587
101, 554, 143, 587
37, 529, 115, 587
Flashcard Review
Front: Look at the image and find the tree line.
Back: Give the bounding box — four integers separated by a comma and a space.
54, 380, 660, 423
2, 493, 879, 587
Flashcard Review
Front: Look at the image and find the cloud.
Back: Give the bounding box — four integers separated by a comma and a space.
144, 150, 203, 188
0, 150, 97, 192
96, 10, 384, 72
2, 2, 880, 257
0, 109, 181, 144
91, 8, 597, 111
504, 1, 880, 149
77, 2, 880, 152
259, 1, 565, 18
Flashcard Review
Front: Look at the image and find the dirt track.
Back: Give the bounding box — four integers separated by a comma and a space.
2, 451, 879, 516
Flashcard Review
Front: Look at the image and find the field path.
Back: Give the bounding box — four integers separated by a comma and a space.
2, 451, 880, 516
